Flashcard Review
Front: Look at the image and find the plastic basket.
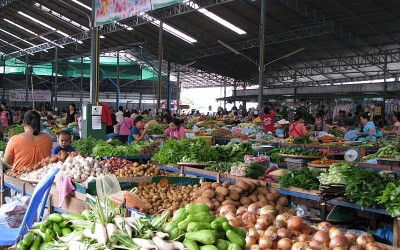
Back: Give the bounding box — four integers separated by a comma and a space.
285, 158, 308, 170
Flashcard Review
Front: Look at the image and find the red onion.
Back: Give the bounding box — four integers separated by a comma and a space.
274, 219, 287, 229
345, 232, 357, 245
242, 211, 257, 227
219, 205, 236, 217
257, 218, 272, 227
329, 235, 349, 249
329, 227, 343, 239
277, 237, 292, 250
349, 245, 361, 250
313, 230, 329, 245
228, 218, 241, 227
301, 223, 312, 235
356, 233, 375, 249
259, 205, 277, 216
255, 221, 268, 231
276, 213, 292, 222
277, 228, 292, 239
236, 206, 248, 217
250, 245, 260, 250
317, 222, 331, 233
248, 202, 261, 214
248, 227, 259, 240
260, 213, 276, 222
264, 228, 278, 240
245, 235, 257, 248
298, 233, 311, 242
292, 230, 302, 237
365, 243, 380, 250
259, 236, 274, 249
291, 242, 309, 250
309, 240, 320, 249
287, 216, 304, 231
224, 211, 236, 220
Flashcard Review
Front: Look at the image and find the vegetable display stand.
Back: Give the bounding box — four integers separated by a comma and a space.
101, 155, 152, 162
284, 158, 312, 170
377, 158, 400, 168
268, 182, 400, 248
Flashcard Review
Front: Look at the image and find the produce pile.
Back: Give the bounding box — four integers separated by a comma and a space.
278, 168, 322, 190
309, 157, 334, 166
147, 123, 168, 135
361, 144, 400, 161
92, 141, 142, 159
102, 158, 174, 177
7, 150, 74, 178
164, 203, 247, 249
205, 162, 237, 173
191, 180, 293, 216
19, 154, 109, 183
152, 137, 218, 164
279, 147, 325, 156
213, 142, 256, 162
293, 135, 313, 144
134, 182, 199, 215
211, 128, 232, 137
139, 141, 161, 156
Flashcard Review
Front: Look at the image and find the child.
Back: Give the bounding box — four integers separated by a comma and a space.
51, 130, 75, 156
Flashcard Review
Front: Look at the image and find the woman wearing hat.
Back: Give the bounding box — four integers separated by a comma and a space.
275, 119, 290, 138
289, 112, 307, 138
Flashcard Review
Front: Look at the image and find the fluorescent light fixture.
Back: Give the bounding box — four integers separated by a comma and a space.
0, 28, 36, 46
34, 3, 90, 31
100, 35, 105, 39
187, 1, 246, 35
4, 18, 63, 49
19, 11, 56, 30
0, 38, 23, 50
70, 0, 91, 11
141, 14, 197, 44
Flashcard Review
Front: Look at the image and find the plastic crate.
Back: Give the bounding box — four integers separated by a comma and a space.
285, 158, 309, 170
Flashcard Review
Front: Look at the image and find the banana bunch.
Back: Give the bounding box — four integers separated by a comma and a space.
50, 126, 61, 136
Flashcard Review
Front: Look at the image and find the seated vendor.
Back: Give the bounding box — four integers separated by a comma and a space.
51, 130, 75, 156
358, 113, 377, 142
308, 113, 331, 135
289, 112, 307, 138
164, 118, 186, 140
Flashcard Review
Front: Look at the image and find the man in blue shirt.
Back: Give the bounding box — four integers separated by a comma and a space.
51, 130, 75, 156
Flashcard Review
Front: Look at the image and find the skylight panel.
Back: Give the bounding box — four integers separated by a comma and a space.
188, 2, 246, 35
70, 0, 91, 11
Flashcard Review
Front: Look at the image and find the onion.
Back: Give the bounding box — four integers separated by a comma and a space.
332, 248, 345, 250
250, 245, 260, 250
345, 232, 357, 245
248, 227, 259, 240
349, 245, 361, 250
276, 213, 292, 222
313, 230, 329, 245
257, 230, 265, 238
309, 240, 319, 249
298, 234, 311, 242
260, 205, 277, 216
317, 222, 331, 233
264, 228, 278, 240
219, 205, 236, 216
245, 235, 257, 248
259, 236, 274, 249
291, 241, 309, 250
228, 218, 241, 227
306, 247, 319, 250
255, 221, 268, 231
277, 228, 292, 239
329, 235, 349, 249
248, 202, 261, 214
236, 206, 248, 217
365, 243, 381, 250
329, 227, 343, 239
287, 216, 304, 231
225, 211, 236, 220
292, 230, 301, 237
277, 238, 292, 250
260, 213, 276, 222
301, 223, 312, 235
242, 211, 257, 227
274, 219, 287, 229
356, 233, 375, 249
257, 218, 272, 227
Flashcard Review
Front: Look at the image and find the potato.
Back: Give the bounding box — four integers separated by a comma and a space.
192, 189, 203, 199
277, 197, 289, 207
235, 186, 244, 194
202, 189, 216, 199
256, 186, 270, 195
239, 196, 252, 205
266, 193, 280, 202
213, 201, 221, 209
228, 190, 240, 201
221, 200, 236, 206
248, 194, 258, 203
211, 182, 221, 189
236, 180, 249, 191
201, 182, 213, 188
215, 186, 229, 196
247, 181, 256, 192
215, 192, 225, 202
222, 181, 231, 188
257, 194, 267, 202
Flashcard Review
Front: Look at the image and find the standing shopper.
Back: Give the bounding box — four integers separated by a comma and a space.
4, 111, 52, 170
259, 106, 275, 134
117, 112, 133, 143
66, 103, 77, 124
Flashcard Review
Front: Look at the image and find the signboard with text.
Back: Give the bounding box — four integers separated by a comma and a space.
9, 89, 51, 102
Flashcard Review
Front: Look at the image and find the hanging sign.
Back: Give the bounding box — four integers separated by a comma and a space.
9, 89, 51, 102
95, 0, 183, 27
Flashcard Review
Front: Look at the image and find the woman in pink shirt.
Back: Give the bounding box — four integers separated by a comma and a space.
164, 118, 186, 140
117, 112, 133, 143
289, 112, 307, 138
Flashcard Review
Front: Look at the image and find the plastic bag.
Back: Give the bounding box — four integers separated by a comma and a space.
96, 174, 121, 200
108, 191, 149, 211
0, 195, 30, 228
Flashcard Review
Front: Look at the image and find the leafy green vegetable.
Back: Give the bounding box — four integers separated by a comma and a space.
279, 168, 321, 190
213, 142, 256, 162
205, 162, 235, 172
148, 124, 168, 135
72, 137, 99, 156
293, 135, 313, 144
377, 182, 400, 217
0, 141, 6, 152
318, 162, 356, 185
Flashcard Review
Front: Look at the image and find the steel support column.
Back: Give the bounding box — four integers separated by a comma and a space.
116, 51, 120, 108
90, 0, 100, 104
80, 57, 83, 110
54, 47, 58, 110
157, 20, 164, 110
224, 78, 227, 110
25, 55, 29, 107
167, 61, 171, 111
177, 71, 181, 114
258, 0, 266, 111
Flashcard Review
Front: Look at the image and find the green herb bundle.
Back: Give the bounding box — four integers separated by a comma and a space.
279, 168, 321, 190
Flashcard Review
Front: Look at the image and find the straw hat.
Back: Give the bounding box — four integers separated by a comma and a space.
277, 119, 290, 125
